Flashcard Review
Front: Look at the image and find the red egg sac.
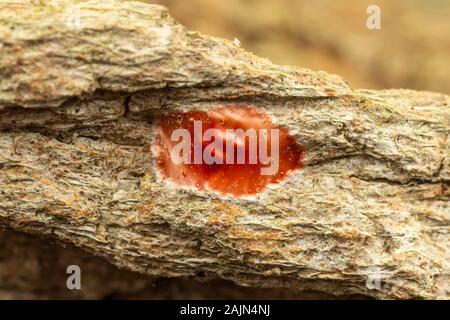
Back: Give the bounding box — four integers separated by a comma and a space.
153, 106, 304, 196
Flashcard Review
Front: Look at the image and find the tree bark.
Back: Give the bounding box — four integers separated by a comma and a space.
0, 0, 448, 299
3, 228, 363, 299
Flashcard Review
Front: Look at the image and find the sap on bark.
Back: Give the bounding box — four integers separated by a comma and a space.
154, 106, 304, 196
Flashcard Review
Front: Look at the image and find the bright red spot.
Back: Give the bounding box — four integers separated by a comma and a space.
153, 106, 304, 196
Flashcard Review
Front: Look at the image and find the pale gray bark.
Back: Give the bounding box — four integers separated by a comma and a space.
0, 0, 448, 299
3, 228, 358, 299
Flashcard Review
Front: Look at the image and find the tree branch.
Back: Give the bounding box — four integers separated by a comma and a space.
0, 0, 448, 299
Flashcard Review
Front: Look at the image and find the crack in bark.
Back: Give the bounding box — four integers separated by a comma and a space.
0, 0, 448, 299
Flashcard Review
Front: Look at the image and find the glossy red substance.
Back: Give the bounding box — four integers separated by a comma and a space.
153, 106, 304, 196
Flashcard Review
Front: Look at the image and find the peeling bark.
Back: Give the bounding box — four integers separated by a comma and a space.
0, 0, 448, 299
1, 228, 366, 299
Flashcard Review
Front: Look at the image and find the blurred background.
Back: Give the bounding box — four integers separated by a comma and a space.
147, 0, 450, 94
2, 0, 449, 300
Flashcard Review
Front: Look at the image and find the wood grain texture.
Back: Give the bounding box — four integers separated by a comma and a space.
3, 228, 362, 299
0, 0, 448, 299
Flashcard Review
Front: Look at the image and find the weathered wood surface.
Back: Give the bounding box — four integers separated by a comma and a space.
0, 0, 448, 299
2, 228, 365, 299
0, 228, 152, 299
